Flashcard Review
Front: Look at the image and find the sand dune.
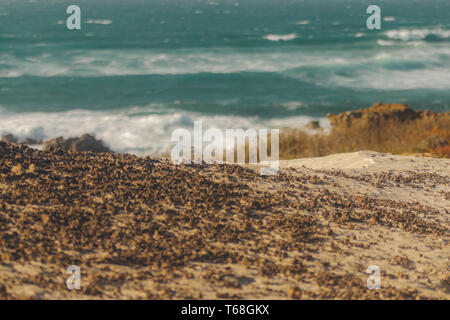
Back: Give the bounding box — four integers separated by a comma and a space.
280, 150, 450, 171
0, 143, 448, 299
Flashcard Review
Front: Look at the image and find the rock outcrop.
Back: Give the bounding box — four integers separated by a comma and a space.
43, 134, 111, 153
1, 134, 42, 145
305, 121, 321, 130
327, 103, 450, 128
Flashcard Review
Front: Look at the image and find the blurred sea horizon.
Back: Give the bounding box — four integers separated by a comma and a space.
1, 0, 449, 155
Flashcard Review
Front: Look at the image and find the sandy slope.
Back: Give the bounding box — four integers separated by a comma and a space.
280, 150, 450, 171
275, 151, 450, 298
0, 143, 448, 299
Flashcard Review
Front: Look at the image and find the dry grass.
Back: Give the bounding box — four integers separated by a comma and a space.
279, 116, 450, 159
163, 115, 449, 162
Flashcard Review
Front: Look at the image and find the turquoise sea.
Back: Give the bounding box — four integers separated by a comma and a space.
0, 0, 449, 154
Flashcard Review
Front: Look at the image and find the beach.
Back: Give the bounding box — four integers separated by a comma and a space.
0, 142, 448, 299
1, 0, 449, 301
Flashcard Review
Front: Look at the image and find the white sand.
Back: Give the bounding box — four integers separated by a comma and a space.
280, 150, 450, 174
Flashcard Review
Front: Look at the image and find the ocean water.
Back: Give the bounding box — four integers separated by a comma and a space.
0, 0, 449, 154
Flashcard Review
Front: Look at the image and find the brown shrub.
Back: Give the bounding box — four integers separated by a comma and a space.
279, 116, 450, 159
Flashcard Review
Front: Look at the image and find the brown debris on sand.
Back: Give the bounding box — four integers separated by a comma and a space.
0, 142, 448, 299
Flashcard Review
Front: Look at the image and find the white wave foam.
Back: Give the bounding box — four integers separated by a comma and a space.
376, 39, 394, 46
0, 48, 340, 77
0, 71, 23, 78
383, 16, 396, 22
0, 107, 327, 156
85, 19, 112, 25
295, 20, 310, 25
0, 34, 17, 39
1, 44, 449, 87
326, 66, 450, 91
283, 45, 450, 91
280, 101, 304, 110
263, 33, 297, 41
386, 28, 450, 41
